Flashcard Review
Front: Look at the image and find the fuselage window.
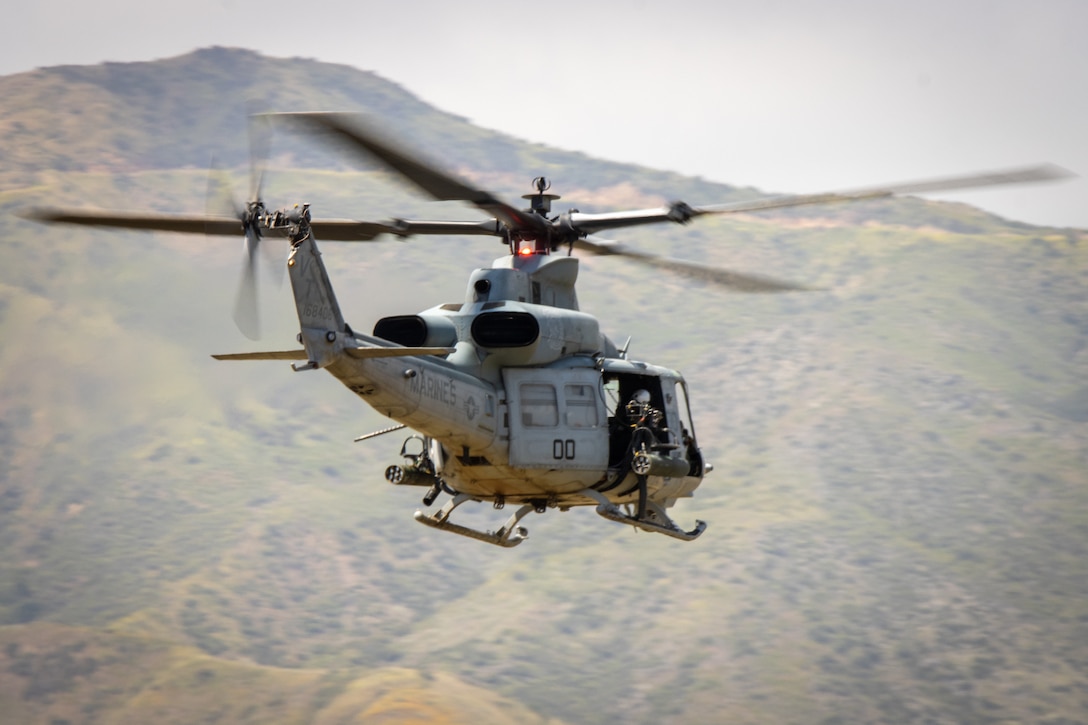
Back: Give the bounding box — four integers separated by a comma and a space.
564, 383, 599, 428
520, 383, 558, 427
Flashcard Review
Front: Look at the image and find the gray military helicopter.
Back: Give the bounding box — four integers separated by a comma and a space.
25, 113, 1070, 546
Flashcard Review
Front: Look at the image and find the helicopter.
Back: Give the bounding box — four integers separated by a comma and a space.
24, 112, 1071, 547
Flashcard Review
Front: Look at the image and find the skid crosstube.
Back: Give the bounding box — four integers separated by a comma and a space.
414, 493, 534, 548
413, 489, 705, 546
580, 488, 706, 541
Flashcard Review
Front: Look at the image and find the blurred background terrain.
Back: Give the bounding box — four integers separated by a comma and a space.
0, 48, 1085, 724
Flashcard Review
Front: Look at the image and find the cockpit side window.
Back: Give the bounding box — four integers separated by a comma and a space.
672, 379, 697, 442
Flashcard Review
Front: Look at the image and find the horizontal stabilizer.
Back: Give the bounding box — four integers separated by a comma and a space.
344, 346, 454, 359
212, 350, 309, 361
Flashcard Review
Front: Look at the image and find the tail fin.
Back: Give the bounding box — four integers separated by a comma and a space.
289, 235, 346, 331
285, 214, 348, 369
218, 213, 456, 369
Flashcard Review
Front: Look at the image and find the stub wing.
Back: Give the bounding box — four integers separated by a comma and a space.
343, 346, 454, 359
212, 346, 454, 362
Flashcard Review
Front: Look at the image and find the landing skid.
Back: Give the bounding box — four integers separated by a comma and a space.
580, 488, 706, 542
414, 493, 534, 548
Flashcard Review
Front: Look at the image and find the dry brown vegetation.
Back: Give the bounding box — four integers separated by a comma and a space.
1, 48, 1086, 724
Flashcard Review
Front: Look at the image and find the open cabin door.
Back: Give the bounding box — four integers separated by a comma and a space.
599, 362, 699, 475
504, 367, 608, 470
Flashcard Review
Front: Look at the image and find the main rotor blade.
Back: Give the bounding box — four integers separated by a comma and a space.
693, 163, 1074, 217
573, 237, 813, 293
566, 164, 1073, 237
311, 218, 505, 241
270, 112, 546, 235
567, 206, 692, 236
21, 207, 504, 243
20, 207, 243, 236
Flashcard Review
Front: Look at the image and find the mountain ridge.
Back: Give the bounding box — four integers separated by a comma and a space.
0, 48, 1085, 724
0, 46, 765, 216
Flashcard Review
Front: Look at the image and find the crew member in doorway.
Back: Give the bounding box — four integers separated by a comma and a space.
625, 389, 666, 442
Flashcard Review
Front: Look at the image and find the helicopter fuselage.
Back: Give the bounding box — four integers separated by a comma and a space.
279, 224, 707, 542
329, 342, 705, 506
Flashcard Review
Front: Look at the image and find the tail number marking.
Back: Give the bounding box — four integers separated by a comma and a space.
302, 303, 333, 320
552, 439, 576, 460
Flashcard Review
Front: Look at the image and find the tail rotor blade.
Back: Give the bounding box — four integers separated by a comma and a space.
206, 156, 242, 222
259, 234, 288, 288
206, 157, 261, 338
247, 109, 273, 205
233, 229, 261, 340
211, 111, 275, 340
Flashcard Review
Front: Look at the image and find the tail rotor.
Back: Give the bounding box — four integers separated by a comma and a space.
208, 113, 281, 340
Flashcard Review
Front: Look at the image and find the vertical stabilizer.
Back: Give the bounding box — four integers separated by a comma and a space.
282, 207, 348, 369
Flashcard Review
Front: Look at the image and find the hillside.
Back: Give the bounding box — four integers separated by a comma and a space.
1, 48, 1087, 724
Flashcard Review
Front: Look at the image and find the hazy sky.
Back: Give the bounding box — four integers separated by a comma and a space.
3, 0, 1085, 228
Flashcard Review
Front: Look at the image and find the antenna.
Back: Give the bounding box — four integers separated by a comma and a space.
618, 336, 632, 360
522, 176, 560, 216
